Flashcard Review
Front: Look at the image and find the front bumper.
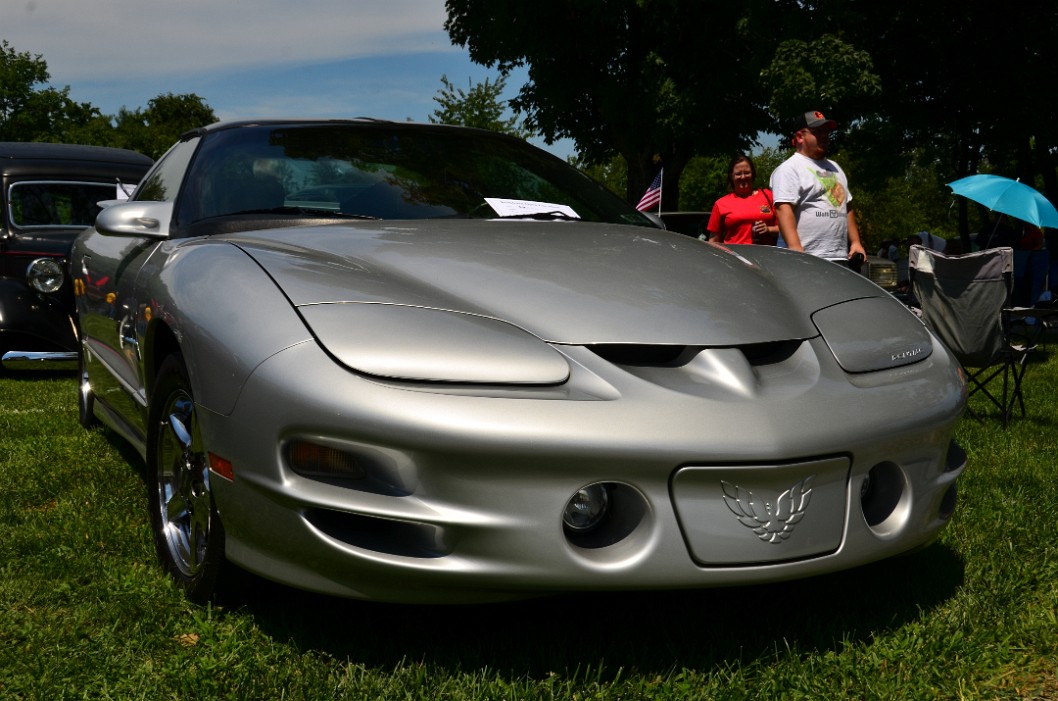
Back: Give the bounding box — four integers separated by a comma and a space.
198, 336, 966, 603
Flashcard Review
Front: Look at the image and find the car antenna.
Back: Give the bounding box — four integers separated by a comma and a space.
116, 177, 135, 198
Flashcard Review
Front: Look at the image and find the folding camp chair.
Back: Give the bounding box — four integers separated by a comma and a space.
909, 245, 1033, 427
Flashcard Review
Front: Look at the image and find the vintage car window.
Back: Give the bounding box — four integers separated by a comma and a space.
177, 124, 653, 228
7, 181, 125, 230
136, 136, 201, 203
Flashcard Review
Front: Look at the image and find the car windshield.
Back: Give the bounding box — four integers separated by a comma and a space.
176, 123, 654, 228
8, 181, 129, 230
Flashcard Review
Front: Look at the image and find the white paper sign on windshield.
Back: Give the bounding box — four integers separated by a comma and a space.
115, 182, 138, 201
485, 198, 580, 219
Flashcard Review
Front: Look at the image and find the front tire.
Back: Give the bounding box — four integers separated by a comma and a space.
147, 353, 227, 603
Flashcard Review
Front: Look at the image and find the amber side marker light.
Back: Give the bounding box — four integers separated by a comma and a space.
286, 441, 367, 480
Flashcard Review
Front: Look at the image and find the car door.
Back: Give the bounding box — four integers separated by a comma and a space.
77, 233, 165, 434
75, 137, 199, 444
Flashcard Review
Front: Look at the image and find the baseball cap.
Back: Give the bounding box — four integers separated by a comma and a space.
791, 110, 837, 133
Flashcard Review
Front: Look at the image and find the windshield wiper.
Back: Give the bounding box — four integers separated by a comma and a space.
116, 177, 135, 198
227, 206, 381, 220
493, 211, 581, 221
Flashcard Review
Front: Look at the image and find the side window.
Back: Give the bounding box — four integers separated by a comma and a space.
135, 137, 200, 203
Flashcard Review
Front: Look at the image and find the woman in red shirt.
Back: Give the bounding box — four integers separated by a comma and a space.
706, 154, 779, 245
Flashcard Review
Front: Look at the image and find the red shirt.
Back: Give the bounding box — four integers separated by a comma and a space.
707, 189, 777, 245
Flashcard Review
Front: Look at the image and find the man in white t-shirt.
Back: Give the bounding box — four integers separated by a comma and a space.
769, 110, 866, 261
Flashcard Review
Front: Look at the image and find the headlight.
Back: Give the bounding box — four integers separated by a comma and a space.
26, 258, 65, 293
812, 296, 933, 373
299, 303, 570, 384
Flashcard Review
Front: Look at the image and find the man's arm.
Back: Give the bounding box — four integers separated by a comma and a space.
775, 202, 803, 252
846, 209, 866, 259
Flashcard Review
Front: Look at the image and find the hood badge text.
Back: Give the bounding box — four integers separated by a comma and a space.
891, 346, 925, 362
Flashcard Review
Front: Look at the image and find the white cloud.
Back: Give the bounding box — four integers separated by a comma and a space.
2, 2, 576, 158
6, 0, 453, 82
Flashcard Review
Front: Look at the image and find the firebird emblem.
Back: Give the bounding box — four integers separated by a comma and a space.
721, 477, 814, 543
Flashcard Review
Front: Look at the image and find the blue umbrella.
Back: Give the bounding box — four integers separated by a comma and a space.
948, 174, 1058, 229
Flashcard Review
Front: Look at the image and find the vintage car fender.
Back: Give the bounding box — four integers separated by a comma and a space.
0, 277, 77, 354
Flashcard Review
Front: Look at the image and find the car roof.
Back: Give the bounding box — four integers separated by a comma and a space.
0, 142, 153, 166
180, 118, 506, 142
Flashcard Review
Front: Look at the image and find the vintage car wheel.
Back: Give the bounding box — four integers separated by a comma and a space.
147, 353, 227, 603
76, 338, 96, 429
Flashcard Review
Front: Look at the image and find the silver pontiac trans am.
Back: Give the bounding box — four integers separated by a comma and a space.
71, 119, 967, 604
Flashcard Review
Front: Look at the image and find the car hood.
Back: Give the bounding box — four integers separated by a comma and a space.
228, 220, 879, 346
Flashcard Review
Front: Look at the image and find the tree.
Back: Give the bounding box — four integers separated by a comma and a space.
759, 34, 882, 127
429, 74, 528, 137
112, 93, 217, 159
823, 0, 1058, 247
0, 39, 108, 143
445, 0, 1051, 239
0, 40, 49, 134
572, 154, 626, 199
445, 0, 786, 209
0, 40, 216, 159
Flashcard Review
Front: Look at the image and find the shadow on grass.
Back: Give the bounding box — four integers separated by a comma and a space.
95, 424, 148, 478
230, 543, 964, 677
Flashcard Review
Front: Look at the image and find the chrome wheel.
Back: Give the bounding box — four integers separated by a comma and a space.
156, 392, 212, 577
148, 353, 226, 602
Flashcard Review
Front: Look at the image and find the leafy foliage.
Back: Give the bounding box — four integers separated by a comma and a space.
429, 74, 528, 138
826, 0, 1058, 243
445, 0, 782, 208
7, 0, 1058, 242
443, 0, 1058, 247
111, 92, 217, 159
0, 40, 111, 144
0, 40, 215, 159
760, 34, 882, 126
0, 40, 48, 125
574, 155, 628, 199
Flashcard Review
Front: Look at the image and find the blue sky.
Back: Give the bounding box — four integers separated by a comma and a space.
3, 0, 573, 157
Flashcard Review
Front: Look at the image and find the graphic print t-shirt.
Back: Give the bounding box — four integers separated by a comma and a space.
769, 153, 852, 259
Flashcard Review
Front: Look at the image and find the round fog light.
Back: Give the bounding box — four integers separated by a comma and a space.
563, 483, 610, 532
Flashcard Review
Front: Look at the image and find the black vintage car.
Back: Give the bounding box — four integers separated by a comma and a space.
0, 142, 153, 370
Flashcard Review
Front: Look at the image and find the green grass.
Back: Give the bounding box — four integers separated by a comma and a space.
1, 355, 1056, 700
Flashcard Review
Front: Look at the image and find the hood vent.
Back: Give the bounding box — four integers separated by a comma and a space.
589, 340, 802, 368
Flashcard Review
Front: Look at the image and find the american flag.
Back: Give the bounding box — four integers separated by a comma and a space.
636, 170, 663, 212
